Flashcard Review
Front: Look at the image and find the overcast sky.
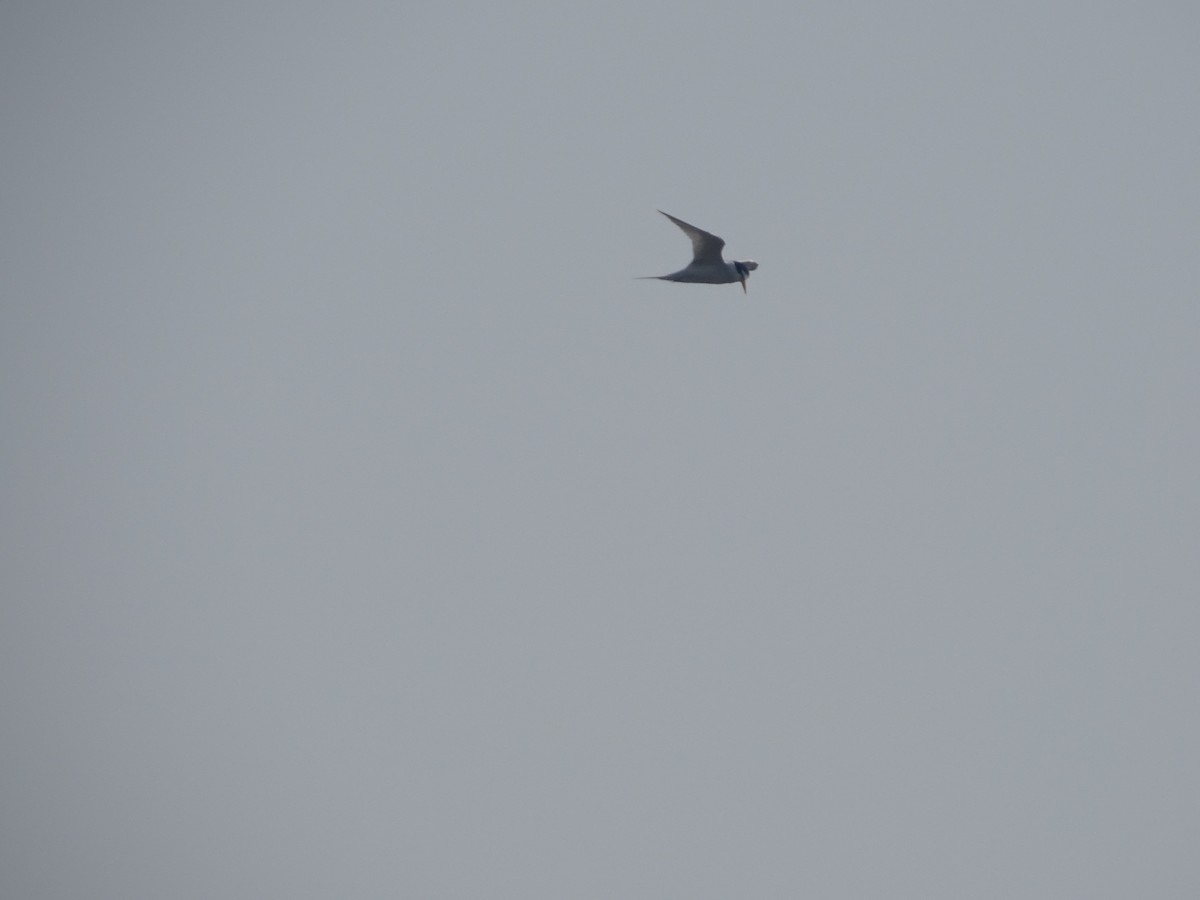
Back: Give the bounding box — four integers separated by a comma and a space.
2, 2, 1198, 898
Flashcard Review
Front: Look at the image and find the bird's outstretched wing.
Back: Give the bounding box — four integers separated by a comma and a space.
659, 210, 726, 265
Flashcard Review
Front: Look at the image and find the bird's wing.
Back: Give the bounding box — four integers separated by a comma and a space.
659, 210, 726, 265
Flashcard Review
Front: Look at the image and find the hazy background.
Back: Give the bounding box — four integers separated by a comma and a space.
2, 2, 1198, 897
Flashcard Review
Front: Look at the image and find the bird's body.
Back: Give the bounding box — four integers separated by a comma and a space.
641, 210, 758, 293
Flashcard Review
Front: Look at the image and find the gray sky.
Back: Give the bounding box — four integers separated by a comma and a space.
2, 2, 1198, 897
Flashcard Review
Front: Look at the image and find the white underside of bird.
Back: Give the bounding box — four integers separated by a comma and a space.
640, 210, 758, 293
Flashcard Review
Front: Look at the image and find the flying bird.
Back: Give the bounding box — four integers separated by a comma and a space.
640, 210, 759, 293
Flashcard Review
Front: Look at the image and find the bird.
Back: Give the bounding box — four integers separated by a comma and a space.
640, 210, 759, 293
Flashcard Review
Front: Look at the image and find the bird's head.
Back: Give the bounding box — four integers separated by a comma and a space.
734, 260, 759, 293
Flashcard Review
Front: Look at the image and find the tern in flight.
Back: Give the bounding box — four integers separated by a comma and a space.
640, 210, 759, 293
